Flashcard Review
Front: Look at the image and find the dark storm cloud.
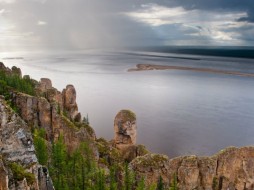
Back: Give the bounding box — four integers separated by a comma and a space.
181, 0, 254, 24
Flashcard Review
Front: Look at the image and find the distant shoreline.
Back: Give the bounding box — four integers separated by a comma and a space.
128, 64, 254, 77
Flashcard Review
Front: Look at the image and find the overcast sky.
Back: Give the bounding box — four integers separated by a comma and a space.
0, 0, 253, 51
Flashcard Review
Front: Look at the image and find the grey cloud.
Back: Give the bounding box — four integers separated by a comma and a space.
237, 10, 254, 23
146, 0, 254, 24
0, 0, 161, 50
0, 0, 253, 50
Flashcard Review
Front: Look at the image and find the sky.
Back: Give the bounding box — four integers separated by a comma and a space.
0, 0, 253, 51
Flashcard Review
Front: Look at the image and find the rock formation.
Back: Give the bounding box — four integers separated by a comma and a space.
112, 110, 149, 162
114, 110, 137, 148
131, 147, 254, 189
62, 85, 81, 122
0, 96, 54, 190
39, 78, 52, 91
0, 63, 96, 189
2, 62, 254, 190
9, 76, 95, 151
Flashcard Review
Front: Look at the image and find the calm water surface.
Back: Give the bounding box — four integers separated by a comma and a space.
1, 50, 254, 157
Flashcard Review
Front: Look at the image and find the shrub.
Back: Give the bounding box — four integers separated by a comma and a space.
9, 162, 35, 185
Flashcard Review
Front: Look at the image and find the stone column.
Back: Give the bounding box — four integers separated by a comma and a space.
114, 110, 137, 149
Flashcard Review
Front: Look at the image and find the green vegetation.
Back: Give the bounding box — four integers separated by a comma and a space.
157, 176, 164, 190
32, 132, 163, 190
137, 177, 145, 190
33, 128, 48, 165
9, 162, 35, 185
170, 174, 178, 190
109, 165, 118, 190
133, 154, 168, 169
0, 71, 35, 96
124, 163, 135, 190
212, 177, 218, 190
83, 114, 90, 125
49, 135, 100, 190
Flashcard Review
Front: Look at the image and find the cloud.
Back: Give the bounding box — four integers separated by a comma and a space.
125, 4, 247, 26
237, 11, 254, 23
0, 0, 161, 51
125, 5, 190, 26
37, 21, 47, 26
0, 0, 15, 3
124, 3, 251, 45
0, 0, 253, 50
0, 9, 5, 14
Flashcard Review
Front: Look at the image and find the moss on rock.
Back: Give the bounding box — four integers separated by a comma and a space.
131, 154, 169, 169
117, 110, 136, 122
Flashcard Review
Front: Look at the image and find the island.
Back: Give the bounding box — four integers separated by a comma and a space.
128, 64, 254, 77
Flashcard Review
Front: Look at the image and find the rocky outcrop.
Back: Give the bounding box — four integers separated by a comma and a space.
0, 158, 8, 190
6, 75, 95, 152
0, 96, 40, 189
112, 110, 148, 162
130, 154, 170, 186
0, 63, 21, 77
114, 110, 137, 149
62, 85, 81, 122
11, 66, 22, 78
0, 62, 11, 74
131, 147, 254, 189
36, 78, 81, 123
39, 78, 52, 91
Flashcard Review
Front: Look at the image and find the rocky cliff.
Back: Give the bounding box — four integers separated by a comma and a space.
0, 62, 96, 189
131, 146, 254, 189
1, 62, 254, 190
12, 78, 95, 152
0, 96, 54, 190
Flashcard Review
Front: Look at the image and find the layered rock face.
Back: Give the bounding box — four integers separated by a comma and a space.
12, 78, 95, 151
131, 147, 254, 189
0, 96, 51, 190
114, 110, 137, 148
